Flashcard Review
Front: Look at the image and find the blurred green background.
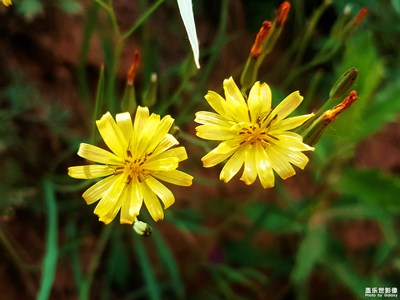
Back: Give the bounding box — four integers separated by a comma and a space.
1, 0, 399, 299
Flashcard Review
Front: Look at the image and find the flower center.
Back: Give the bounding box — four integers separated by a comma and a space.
123, 150, 149, 183
239, 120, 278, 147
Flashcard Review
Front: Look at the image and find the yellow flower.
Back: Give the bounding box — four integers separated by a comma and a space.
195, 77, 314, 189
68, 107, 193, 224
2, 0, 12, 6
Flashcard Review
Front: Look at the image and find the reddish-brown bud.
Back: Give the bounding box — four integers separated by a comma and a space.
324, 91, 357, 121
250, 21, 272, 58
354, 7, 368, 25
127, 50, 141, 86
276, 1, 291, 27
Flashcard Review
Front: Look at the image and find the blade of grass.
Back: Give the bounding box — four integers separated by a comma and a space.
77, 2, 99, 106
132, 234, 161, 300
37, 178, 59, 300
152, 228, 184, 299
122, 0, 164, 41
79, 224, 113, 300
91, 65, 105, 144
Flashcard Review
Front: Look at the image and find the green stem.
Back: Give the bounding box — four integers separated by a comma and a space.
79, 224, 114, 300
122, 0, 164, 41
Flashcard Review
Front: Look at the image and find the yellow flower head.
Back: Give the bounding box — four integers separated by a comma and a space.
2, 0, 12, 6
195, 77, 314, 189
68, 107, 193, 224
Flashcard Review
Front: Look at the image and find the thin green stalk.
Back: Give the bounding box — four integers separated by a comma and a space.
132, 234, 161, 300
0, 225, 38, 297
65, 221, 83, 292
95, 0, 120, 37
37, 178, 59, 300
179, 131, 210, 149
91, 65, 105, 144
293, 0, 331, 67
122, 0, 164, 41
242, 202, 270, 244
79, 224, 114, 300
302, 69, 323, 113
77, 2, 99, 106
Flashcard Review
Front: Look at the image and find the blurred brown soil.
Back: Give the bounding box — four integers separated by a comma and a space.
1, 1, 399, 299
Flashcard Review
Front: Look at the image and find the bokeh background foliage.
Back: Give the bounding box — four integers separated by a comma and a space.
1, 0, 399, 299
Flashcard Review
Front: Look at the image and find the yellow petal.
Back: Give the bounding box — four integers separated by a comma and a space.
116, 112, 133, 144
99, 185, 126, 224
146, 115, 174, 153
267, 146, 296, 180
204, 91, 226, 116
201, 140, 239, 167
194, 111, 231, 127
96, 112, 128, 158
152, 134, 179, 157
120, 177, 143, 224
220, 146, 245, 183
275, 145, 310, 169
132, 106, 150, 151
144, 157, 179, 171
248, 82, 272, 122
136, 113, 160, 157
270, 91, 303, 122
78, 143, 123, 165
196, 125, 235, 140
240, 145, 258, 185
147, 147, 188, 163
152, 170, 193, 186
223, 77, 249, 122
142, 182, 164, 221
2, 0, 12, 7
270, 114, 313, 132
275, 132, 314, 151
68, 165, 114, 179
255, 143, 275, 189
146, 176, 175, 208
94, 173, 127, 222
82, 175, 117, 204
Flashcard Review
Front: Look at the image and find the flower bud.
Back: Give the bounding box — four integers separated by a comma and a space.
169, 125, 181, 138
302, 91, 357, 146
240, 21, 272, 90
329, 68, 358, 100
133, 219, 152, 237
142, 73, 158, 108
121, 51, 140, 113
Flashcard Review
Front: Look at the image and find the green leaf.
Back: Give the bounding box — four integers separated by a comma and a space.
331, 31, 385, 141
132, 234, 160, 300
168, 208, 207, 233
57, 0, 83, 14
356, 77, 400, 140
107, 232, 130, 288
245, 203, 303, 233
336, 168, 400, 213
37, 178, 59, 300
176, 0, 200, 69
17, 0, 43, 20
324, 255, 371, 297
291, 224, 327, 285
152, 229, 184, 299
392, 0, 400, 14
